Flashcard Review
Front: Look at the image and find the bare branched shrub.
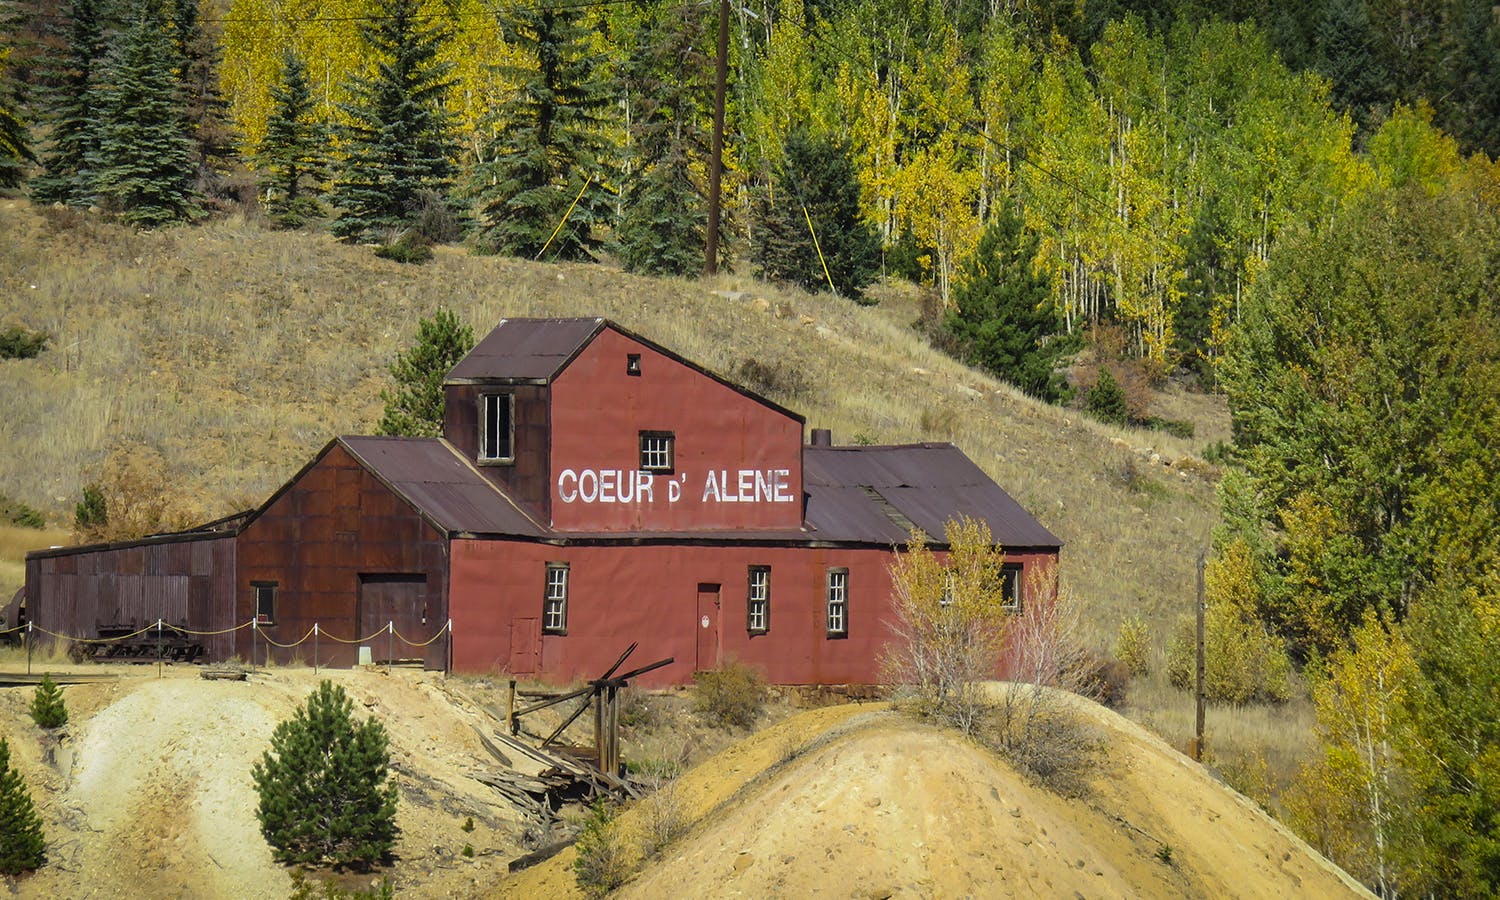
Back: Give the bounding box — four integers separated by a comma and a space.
77, 441, 202, 543
617, 687, 658, 729
635, 763, 686, 857
882, 517, 1012, 736
693, 661, 766, 729
988, 575, 1102, 795
734, 358, 813, 403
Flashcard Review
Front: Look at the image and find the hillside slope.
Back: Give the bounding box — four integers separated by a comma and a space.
0, 664, 1361, 898
504, 695, 1367, 899
0, 198, 1220, 648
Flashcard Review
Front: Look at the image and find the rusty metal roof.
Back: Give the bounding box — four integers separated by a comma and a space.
803, 444, 1060, 549
445, 317, 605, 383
340, 437, 545, 537
341, 439, 1056, 549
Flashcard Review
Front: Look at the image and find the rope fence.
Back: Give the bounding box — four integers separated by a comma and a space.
6, 618, 454, 676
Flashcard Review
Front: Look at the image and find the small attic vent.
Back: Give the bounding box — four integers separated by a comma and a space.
627, 353, 641, 376
859, 485, 917, 535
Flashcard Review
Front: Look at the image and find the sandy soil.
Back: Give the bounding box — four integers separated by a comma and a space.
0, 664, 543, 899
2, 667, 1369, 899
507, 694, 1371, 899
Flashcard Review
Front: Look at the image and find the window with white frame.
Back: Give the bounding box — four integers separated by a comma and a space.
747, 566, 770, 634
1000, 563, 1023, 612
543, 563, 569, 634
253, 581, 277, 624
479, 393, 514, 464
826, 568, 848, 637
639, 431, 674, 472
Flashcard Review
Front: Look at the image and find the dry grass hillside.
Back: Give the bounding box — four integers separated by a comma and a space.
0, 197, 1303, 783
0, 198, 1217, 636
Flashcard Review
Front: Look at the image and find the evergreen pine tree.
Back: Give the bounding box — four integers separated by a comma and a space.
168, 0, 236, 200
753, 127, 880, 302
616, 0, 721, 276
329, 0, 460, 245
30, 0, 108, 205
0, 44, 33, 188
0, 737, 46, 875
1085, 368, 1128, 425
474, 0, 615, 260
943, 207, 1072, 402
91, 0, 201, 227
257, 50, 329, 229
251, 680, 399, 868
29, 673, 67, 728
377, 308, 474, 437
1310, 0, 1390, 140
1449, 0, 1500, 158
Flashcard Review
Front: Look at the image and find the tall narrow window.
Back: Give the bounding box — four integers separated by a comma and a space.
826, 568, 848, 637
1000, 563, 1023, 612
479, 393, 514, 464
639, 431, 674, 472
747, 566, 770, 634
543, 563, 569, 634
253, 581, 278, 625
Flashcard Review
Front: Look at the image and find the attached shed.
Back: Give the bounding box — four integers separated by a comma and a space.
26, 317, 1061, 685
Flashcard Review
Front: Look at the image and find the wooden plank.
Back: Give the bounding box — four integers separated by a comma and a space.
470, 725, 514, 767
508, 839, 573, 873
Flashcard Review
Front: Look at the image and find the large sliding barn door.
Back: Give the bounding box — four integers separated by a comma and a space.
358, 574, 428, 664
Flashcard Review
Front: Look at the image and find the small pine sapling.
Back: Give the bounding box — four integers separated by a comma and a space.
0, 738, 46, 874
30, 675, 68, 729
252, 680, 399, 868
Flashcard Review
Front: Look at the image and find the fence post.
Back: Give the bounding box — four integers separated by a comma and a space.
251, 620, 257, 676
156, 618, 163, 679
26, 622, 32, 675
387, 621, 393, 669
313, 623, 319, 674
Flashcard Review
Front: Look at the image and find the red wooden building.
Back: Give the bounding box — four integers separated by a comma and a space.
24, 318, 1060, 686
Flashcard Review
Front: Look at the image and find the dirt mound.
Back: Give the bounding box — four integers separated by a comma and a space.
1, 667, 1367, 898
507, 698, 1370, 899
1, 665, 541, 899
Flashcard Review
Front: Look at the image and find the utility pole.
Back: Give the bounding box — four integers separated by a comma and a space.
1194, 550, 1206, 761
704, 0, 729, 276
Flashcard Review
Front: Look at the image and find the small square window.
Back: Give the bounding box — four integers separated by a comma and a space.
826, 568, 848, 637
626, 353, 642, 376
543, 563, 569, 634
479, 393, 514, 464
639, 431, 674, 473
747, 566, 770, 634
253, 581, 277, 625
1000, 563, 1023, 612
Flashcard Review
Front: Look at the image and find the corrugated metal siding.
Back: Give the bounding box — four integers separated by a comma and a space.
237, 442, 450, 669
28, 534, 235, 655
